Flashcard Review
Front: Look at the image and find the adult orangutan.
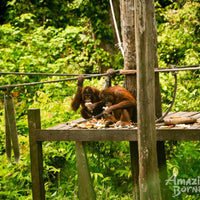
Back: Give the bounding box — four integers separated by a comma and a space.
71, 75, 103, 119
99, 86, 137, 126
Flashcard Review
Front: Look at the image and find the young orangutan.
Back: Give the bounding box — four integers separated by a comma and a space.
99, 86, 137, 126
71, 75, 103, 119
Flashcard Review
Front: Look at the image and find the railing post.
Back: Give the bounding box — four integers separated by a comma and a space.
28, 109, 45, 200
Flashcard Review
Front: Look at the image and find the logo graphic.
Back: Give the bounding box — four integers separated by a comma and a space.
165, 175, 200, 197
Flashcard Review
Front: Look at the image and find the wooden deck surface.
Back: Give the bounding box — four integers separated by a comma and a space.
35, 112, 200, 141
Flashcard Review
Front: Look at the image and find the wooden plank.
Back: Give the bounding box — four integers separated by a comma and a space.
5, 101, 12, 162
28, 109, 45, 200
47, 123, 66, 130
164, 112, 175, 117
4, 95, 20, 163
35, 129, 138, 141
192, 113, 200, 120
190, 123, 200, 129
178, 112, 198, 117
47, 119, 85, 130
35, 128, 200, 141
157, 129, 200, 141
165, 112, 198, 119
46, 112, 200, 130
59, 126, 74, 130
164, 112, 186, 119
187, 112, 199, 117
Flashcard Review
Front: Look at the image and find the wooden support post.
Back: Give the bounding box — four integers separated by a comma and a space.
120, 1, 139, 199
157, 141, 171, 199
108, 0, 141, 193
149, 0, 170, 197
28, 109, 45, 200
75, 142, 96, 200
129, 142, 139, 200
135, 0, 162, 199
121, 0, 137, 98
155, 73, 171, 199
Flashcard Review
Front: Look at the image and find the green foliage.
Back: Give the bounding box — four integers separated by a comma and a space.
0, 0, 200, 199
157, 2, 200, 66
0, 21, 111, 76
158, 1, 200, 113
0, 135, 32, 200
159, 71, 200, 112
87, 142, 132, 194
165, 141, 200, 200
156, 3, 200, 199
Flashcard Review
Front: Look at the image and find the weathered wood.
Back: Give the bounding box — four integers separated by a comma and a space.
46, 123, 66, 130
4, 94, 20, 163
129, 142, 139, 200
120, 1, 139, 199
109, 0, 121, 51
157, 129, 200, 140
28, 109, 200, 200
76, 142, 96, 200
155, 73, 162, 119
35, 128, 138, 141
5, 103, 11, 162
121, 0, 137, 98
120, 69, 137, 75
155, 75, 170, 199
188, 112, 200, 119
28, 109, 45, 200
153, 26, 170, 198
157, 141, 171, 199
164, 117, 197, 125
135, 0, 162, 199
34, 128, 200, 141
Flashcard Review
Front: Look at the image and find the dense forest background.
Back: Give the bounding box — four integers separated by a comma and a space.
0, 0, 200, 199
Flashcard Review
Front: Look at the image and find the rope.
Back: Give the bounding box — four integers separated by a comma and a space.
170, 64, 200, 69
0, 64, 199, 77
156, 71, 178, 123
0, 71, 100, 76
156, 66, 200, 72
0, 64, 199, 90
109, 0, 124, 57
0, 70, 120, 90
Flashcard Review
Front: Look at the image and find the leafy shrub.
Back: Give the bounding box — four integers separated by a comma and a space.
0, 1, 200, 199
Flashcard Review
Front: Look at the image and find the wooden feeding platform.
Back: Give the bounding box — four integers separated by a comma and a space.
32, 111, 200, 142
28, 109, 200, 200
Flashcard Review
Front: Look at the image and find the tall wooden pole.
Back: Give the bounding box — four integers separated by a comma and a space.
134, 0, 162, 199
120, 1, 139, 199
121, 0, 137, 98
